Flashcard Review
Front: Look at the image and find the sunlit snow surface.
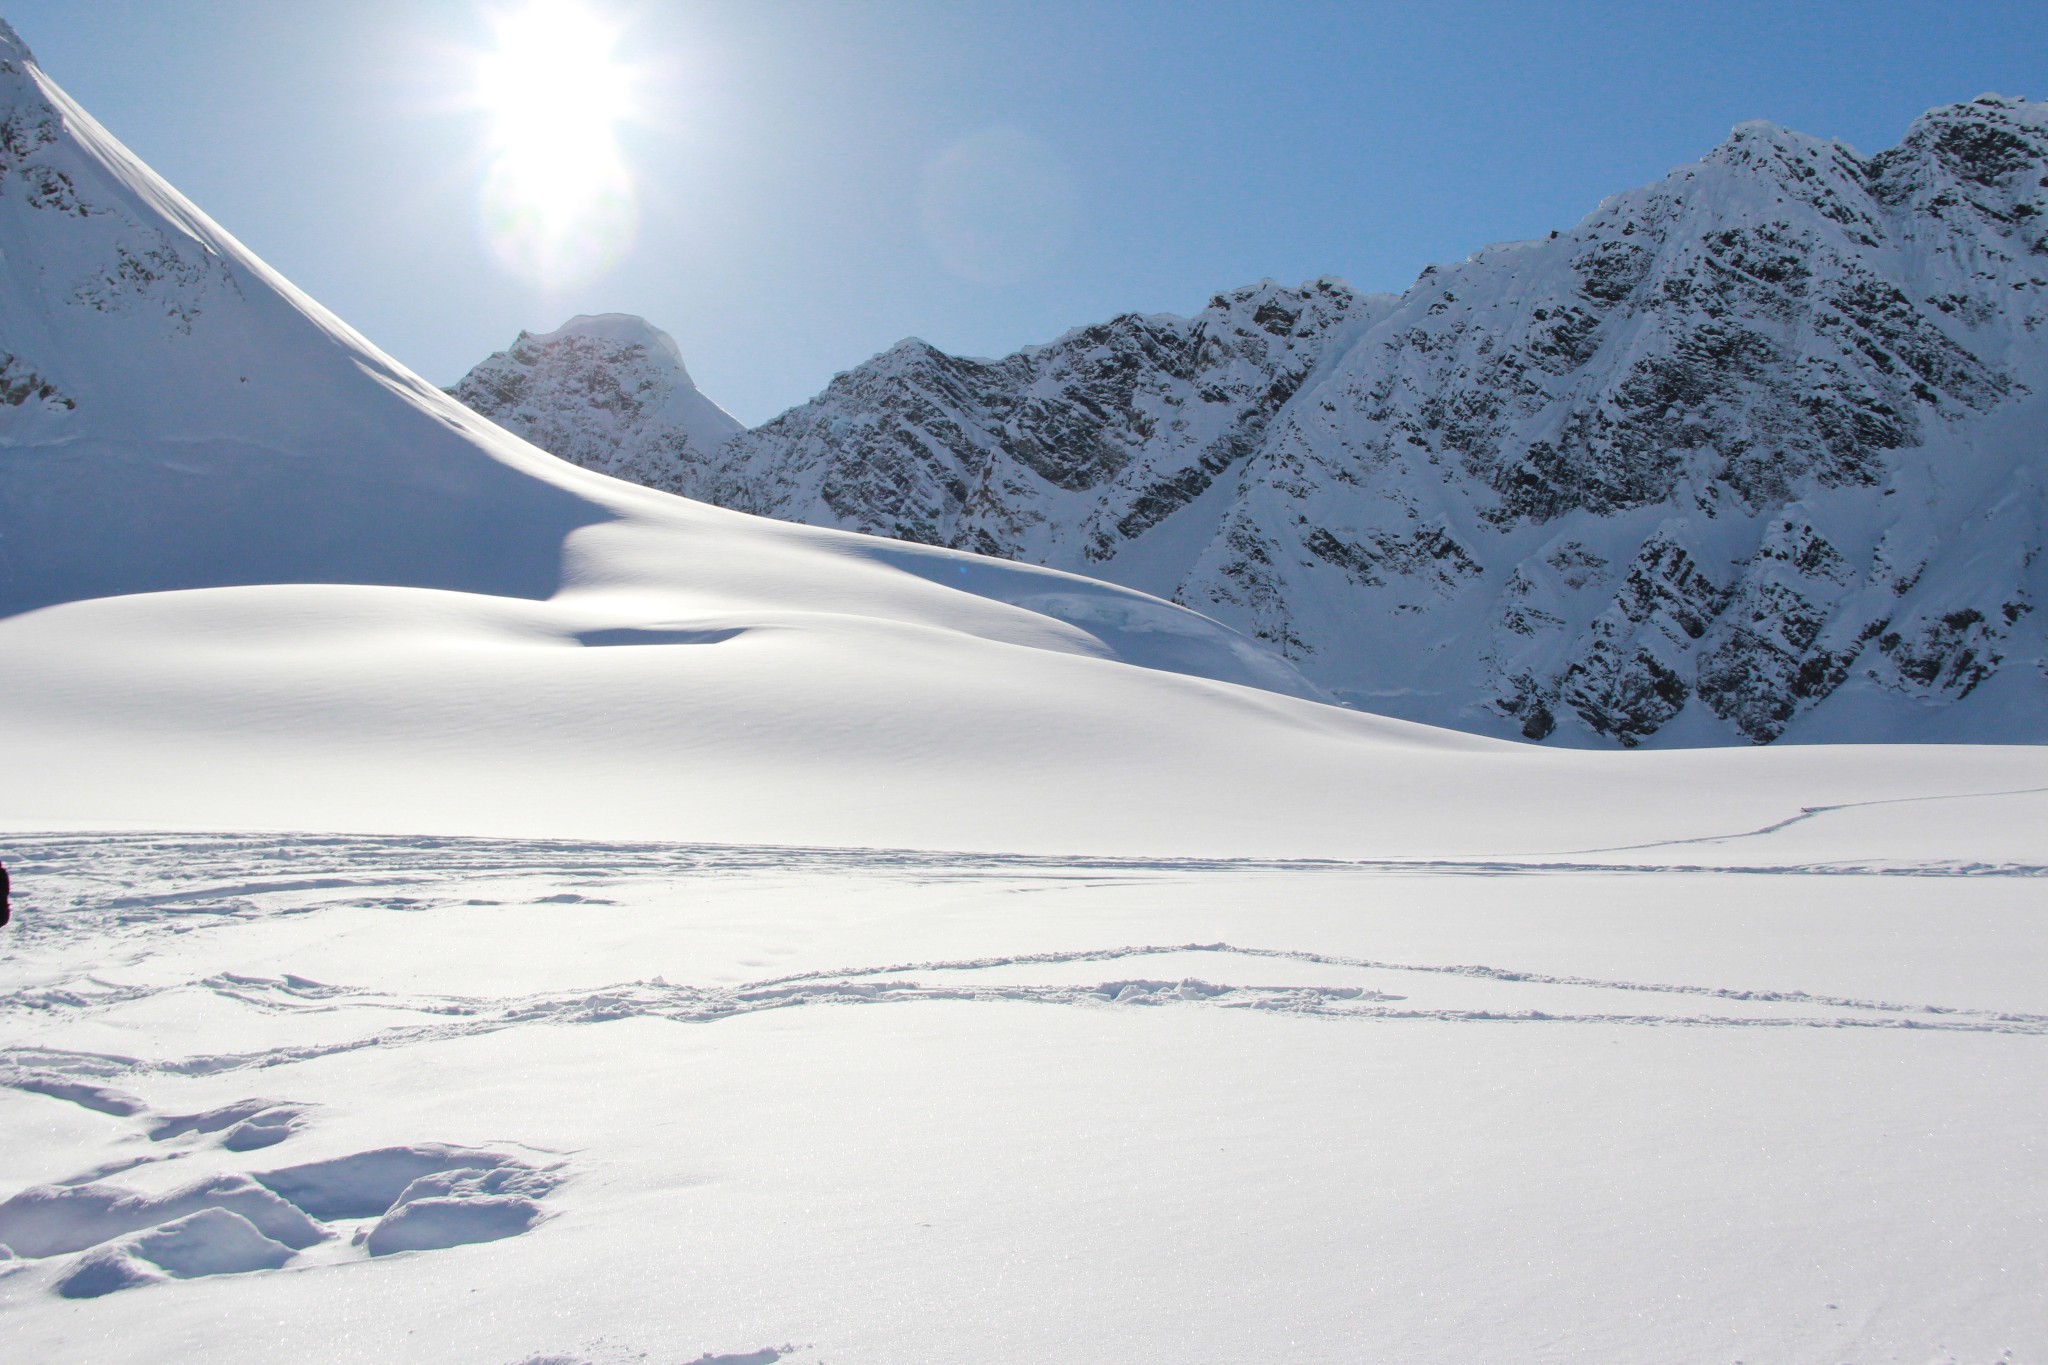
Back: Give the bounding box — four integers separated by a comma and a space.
2, 822, 2046, 1363
0, 16, 2045, 1364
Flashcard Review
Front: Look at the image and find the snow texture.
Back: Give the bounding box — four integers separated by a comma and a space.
2, 828, 2044, 1361
0, 1173, 324, 1258
55, 1209, 295, 1299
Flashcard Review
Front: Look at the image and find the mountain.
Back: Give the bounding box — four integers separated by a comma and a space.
6, 9, 2028, 850
16, 5, 1976, 857
4, 25, 2047, 1365
0, 12, 1446, 854
454, 98, 2048, 747
446, 314, 743, 495
0, 14, 1311, 700
703, 278, 1384, 569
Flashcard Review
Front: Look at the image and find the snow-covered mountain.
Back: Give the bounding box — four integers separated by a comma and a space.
0, 15, 1313, 706
1, 13, 1486, 856
446, 314, 742, 494
8, 4, 2028, 848
15, 5, 1960, 858
5, 24, 2048, 1365
456, 98, 2048, 747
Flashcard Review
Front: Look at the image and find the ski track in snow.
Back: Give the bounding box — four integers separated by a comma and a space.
0, 827, 2041, 1360
2, 829, 2044, 1102
1560, 784, 2048, 856
5, 942, 2043, 1093
5, 822, 2044, 919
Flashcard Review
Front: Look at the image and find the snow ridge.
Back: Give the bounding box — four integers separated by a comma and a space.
454, 98, 2048, 747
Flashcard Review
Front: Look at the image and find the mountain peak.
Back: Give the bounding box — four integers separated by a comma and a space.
0, 19, 33, 64
531, 313, 688, 375
1723, 117, 1797, 140
445, 95, 2048, 749
448, 314, 742, 494
1701, 118, 1846, 171
1902, 92, 2048, 139
1872, 94, 2048, 201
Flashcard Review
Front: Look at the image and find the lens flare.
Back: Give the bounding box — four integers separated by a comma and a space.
472, 0, 639, 288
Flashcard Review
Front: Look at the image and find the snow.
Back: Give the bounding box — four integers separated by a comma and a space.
55, 1208, 297, 1299
3, 832, 2046, 1362
0, 19, 2045, 1365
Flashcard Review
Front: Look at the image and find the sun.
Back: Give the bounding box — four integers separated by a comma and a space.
472, 0, 641, 288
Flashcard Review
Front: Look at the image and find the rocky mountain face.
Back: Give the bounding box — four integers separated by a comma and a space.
704, 278, 1385, 566
447, 314, 742, 494
453, 96, 2048, 746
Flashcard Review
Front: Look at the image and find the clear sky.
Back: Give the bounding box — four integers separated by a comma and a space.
7, 1, 2045, 424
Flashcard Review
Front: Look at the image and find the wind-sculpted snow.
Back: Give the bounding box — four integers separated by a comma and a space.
461, 98, 2048, 746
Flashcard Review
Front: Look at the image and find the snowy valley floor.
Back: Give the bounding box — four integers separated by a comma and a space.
1, 824, 2044, 1364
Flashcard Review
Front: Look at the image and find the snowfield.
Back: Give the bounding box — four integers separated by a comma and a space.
0, 15, 2044, 1365
3, 830, 2046, 1364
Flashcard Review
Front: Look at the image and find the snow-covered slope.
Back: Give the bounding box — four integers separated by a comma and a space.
446, 314, 743, 495
0, 16, 1473, 856
459, 100, 2048, 747
706, 278, 1385, 573
0, 17, 1313, 708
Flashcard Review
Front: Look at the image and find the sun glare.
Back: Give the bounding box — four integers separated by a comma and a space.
473, 0, 640, 289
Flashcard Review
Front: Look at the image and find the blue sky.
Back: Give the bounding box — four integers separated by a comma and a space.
8, 1, 2046, 423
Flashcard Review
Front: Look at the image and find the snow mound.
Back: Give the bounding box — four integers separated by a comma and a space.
366, 1191, 543, 1256
0, 1174, 325, 1258
254, 1145, 541, 1221
55, 1208, 295, 1299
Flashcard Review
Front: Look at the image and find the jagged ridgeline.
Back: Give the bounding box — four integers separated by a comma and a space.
453, 97, 2048, 747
